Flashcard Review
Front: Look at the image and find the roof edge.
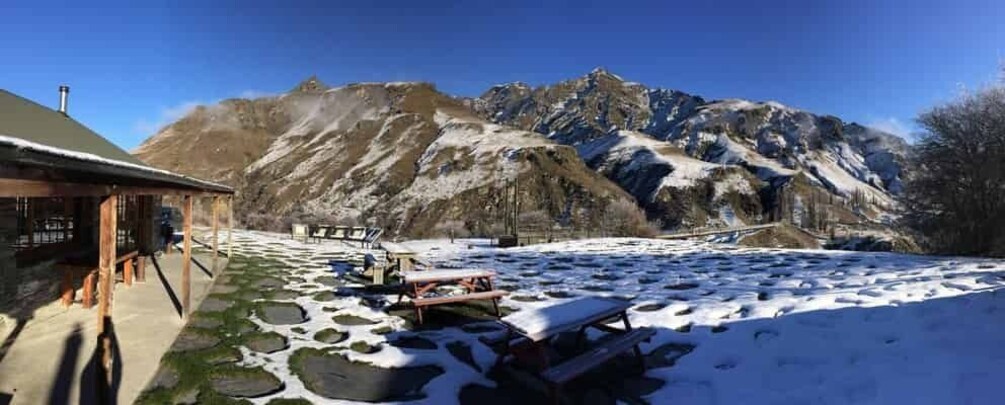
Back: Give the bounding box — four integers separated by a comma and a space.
0, 133, 233, 194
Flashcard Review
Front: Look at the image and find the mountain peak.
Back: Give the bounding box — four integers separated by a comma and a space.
290, 75, 329, 93
588, 67, 624, 81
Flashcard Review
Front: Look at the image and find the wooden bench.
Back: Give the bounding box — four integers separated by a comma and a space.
117, 250, 140, 286
412, 290, 508, 307
400, 268, 505, 324
58, 250, 141, 308
540, 327, 654, 385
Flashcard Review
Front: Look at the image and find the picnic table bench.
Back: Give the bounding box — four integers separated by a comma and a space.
57, 249, 143, 308
491, 296, 654, 403
399, 268, 508, 324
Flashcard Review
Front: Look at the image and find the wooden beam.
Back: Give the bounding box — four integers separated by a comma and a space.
227, 195, 233, 260
98, 195, 117, 327
0, 178, 232, 198
97, 195, 117, 394
212, 196, 219, 275
182, 195, 193, 318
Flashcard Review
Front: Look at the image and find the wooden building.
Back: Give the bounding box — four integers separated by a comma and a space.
0, 88, 234, 385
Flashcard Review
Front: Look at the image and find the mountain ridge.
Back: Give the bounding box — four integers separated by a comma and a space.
471, 69, 907, 230
135, 80, 634, 236
134, 69, 908, 239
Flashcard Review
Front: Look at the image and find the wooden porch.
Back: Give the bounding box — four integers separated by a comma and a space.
1, 182, 234, 404
0, 248, 225, 404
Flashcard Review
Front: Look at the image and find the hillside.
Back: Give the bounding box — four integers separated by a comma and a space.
135, 77, 631, 236
472, 68, 909, 231
135, 71, 910, 240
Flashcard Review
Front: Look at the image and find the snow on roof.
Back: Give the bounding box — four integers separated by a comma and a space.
0, 133, 232, 192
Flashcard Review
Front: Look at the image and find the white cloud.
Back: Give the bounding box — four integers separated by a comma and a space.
866, 117, 912, 139
237, 89, 274, 99
133, 100, 204, 136
133, 89, 272, 136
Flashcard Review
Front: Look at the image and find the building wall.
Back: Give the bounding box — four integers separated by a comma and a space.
0, 198, 15, 314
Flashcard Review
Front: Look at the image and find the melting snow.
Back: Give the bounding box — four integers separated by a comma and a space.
207, 229, 1005, 404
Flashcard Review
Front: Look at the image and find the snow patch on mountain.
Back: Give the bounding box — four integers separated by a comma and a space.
580, 131, 719, 194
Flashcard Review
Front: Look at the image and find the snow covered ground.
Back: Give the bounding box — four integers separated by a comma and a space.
209, 229, 1005, 404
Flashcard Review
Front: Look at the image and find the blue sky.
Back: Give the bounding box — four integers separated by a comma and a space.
1, 0, 1002, 150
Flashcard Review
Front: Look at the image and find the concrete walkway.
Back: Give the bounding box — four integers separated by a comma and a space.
0, 250, 224, 404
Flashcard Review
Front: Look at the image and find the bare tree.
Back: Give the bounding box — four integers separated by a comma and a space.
603, 198, 656, 237
903, 86, 1005, 256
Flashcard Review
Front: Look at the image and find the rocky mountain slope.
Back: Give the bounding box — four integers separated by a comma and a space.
471, 68, 909, 230
135, 70, 910, 238
135, 77, 632, 236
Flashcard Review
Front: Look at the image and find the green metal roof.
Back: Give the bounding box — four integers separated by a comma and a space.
0, 89, 232, 194
0, 89, 144, 165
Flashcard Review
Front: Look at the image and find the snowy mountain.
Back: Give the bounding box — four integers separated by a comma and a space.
135, 78, 630, 236
136, 70, 909, 238
472, 68, 909, 229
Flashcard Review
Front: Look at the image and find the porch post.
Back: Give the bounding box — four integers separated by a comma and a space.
182, 194, 193, 318
97, 195, 117, 329
227, 195, 233, 259
97, 194, 117, 395
212, 195, 219, 274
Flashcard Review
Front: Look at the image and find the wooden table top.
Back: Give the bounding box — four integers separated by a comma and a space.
382, 242, 416, 255
500, 297, 631, 342
400, 268, 496, 283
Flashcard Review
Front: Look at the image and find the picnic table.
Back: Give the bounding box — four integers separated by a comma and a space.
382, 242, 418, 273
398, 268, 508, 324
492, 296, 654, 403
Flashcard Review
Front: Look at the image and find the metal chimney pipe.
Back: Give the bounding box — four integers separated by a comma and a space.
58, 85, 70, 115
